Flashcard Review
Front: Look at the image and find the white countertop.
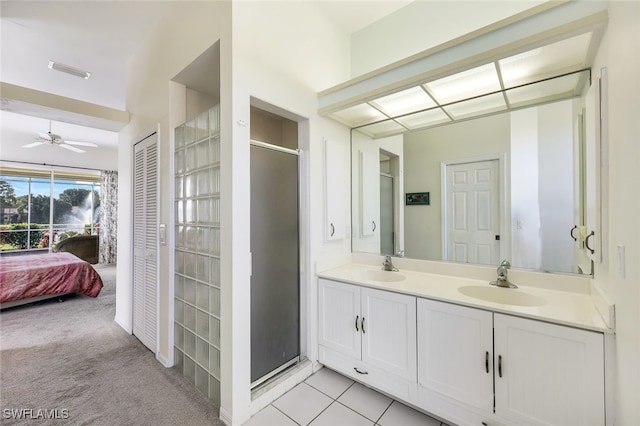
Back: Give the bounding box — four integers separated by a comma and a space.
318, 263, 611, 333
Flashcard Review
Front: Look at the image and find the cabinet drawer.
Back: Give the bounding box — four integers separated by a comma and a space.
319, 345, 418, 404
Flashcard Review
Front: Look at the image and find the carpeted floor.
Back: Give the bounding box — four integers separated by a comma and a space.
0, 264, 224, 425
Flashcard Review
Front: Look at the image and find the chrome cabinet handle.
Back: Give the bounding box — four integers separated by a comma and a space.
485, 351, 489, 374
372, 221, 376, 232
361, 317, 365, 334
498, 355, 503, 378
330, 223, 335, 237
355, 315, 359, 331
354, 367, 368, 375
585, 231, 595, 254
570, 225, 578, 241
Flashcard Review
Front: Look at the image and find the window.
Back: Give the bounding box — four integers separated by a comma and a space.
0, 167, 100, 253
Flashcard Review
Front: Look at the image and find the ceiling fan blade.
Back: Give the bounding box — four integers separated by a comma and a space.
64, 140, 98, 147
37, 132, 53, 141
22, 142, 45, 148
60, 144, 85, 153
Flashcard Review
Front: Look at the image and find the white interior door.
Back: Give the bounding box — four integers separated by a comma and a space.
445, 160, 500, 265
133, 132, 158, 353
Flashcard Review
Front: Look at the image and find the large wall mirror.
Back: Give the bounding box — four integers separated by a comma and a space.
351, 92, 599, 275
324, 3, 609, 277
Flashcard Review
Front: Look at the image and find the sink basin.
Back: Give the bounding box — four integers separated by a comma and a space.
356, 270, 406, 283
458, 285, 545, 307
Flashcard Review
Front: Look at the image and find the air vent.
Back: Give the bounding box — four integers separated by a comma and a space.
48, 60, 91, 79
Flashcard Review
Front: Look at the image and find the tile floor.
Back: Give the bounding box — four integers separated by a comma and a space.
245, 368, 448, 426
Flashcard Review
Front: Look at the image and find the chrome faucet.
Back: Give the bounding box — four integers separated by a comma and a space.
382, 255, 399, 272
491, 260, 517, 288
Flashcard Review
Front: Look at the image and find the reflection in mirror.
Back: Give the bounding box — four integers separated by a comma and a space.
352, 98, 593, 275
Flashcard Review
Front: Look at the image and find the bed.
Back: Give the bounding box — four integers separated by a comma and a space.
0, 252, 103, 309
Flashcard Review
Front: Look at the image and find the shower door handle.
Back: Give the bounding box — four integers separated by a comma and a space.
372, 221, 376, 232
330, 223, 335, 237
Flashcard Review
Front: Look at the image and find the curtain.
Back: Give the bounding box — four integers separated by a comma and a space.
99, 170, 118, 264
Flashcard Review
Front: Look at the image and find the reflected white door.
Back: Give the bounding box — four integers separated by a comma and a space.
445, 160, 500, 265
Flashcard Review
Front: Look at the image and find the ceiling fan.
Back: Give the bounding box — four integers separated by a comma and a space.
22, 121, 99, 153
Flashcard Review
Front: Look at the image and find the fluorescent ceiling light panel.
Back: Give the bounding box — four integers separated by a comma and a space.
48, 60, 92, 79
424, 63, 501, 104
369, 86, 436, 116
395, 108, 451, 129
506, 72, 583, 107
357, 120, 406, 139
443, 92, 506, 119
329, 103, 387, 127
499, 32, 591, 87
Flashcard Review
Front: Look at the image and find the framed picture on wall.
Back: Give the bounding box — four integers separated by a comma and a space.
406, 192, 430, 205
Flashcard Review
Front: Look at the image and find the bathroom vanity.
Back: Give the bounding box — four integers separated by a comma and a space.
317, 263, 610, 426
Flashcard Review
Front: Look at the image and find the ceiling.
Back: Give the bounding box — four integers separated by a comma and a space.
0, 0, 410, 151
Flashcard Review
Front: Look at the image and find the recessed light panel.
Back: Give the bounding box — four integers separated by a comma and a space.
356, 120, 407, 139
369, 86, 436, 117
443, 92, 506, 119
329, 103, 387, 127
395, 108, 451, 129
505, 71, 585, 108
499, 32, 592, 87
424, 63, 501, 104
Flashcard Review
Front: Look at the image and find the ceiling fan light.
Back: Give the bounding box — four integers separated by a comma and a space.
48, 60, 91, 79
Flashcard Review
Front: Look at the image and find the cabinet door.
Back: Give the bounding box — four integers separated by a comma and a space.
494, 314, 604, 425
318, 279, 361, 359
417, 299, 493, 412
324, 139, 345, 241
361, 287, 416, 381
359, 148, 379, 237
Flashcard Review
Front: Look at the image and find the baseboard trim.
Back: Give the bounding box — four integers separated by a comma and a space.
219, 407, 232, 426
157, 353, 171, 368
114, 315, 132, 334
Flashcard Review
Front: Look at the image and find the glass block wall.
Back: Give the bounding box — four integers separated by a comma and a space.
174, 105, 221, 406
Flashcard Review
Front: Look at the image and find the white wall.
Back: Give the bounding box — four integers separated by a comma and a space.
116, 0, 232, 371
350, 0, 546, 77
229, 2, 353, 424
510, 108, 541, 269
589, 2, 640, 424
403, 114, 510, 260
537, 101, 574, 273
511, 100, 575, 273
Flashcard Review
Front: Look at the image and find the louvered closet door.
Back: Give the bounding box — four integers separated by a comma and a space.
133, 133, 158, 353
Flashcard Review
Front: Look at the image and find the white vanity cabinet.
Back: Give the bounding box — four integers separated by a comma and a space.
416, 299, 495, 423
318, 279, 418, 401
416, 299, 605, 426
493, 313, 605, 426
